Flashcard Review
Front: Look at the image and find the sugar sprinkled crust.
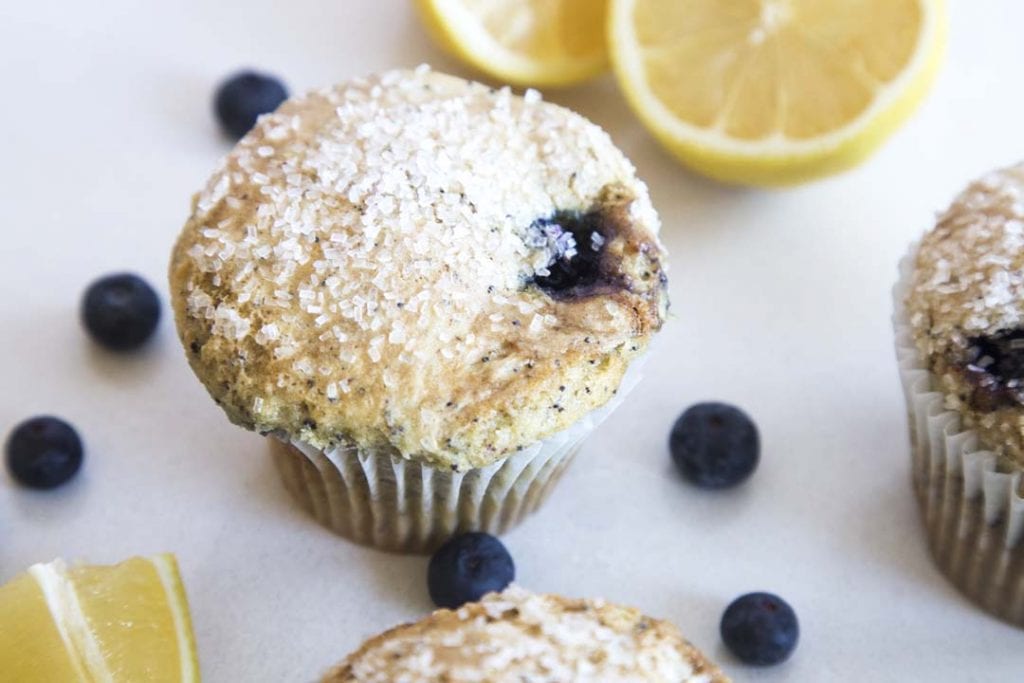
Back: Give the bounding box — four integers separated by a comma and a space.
170, 67, 668, 469
906, 163, 1024, 468
323, 586, 728, 683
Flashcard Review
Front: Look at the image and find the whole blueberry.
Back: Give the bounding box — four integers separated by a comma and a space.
214, 70, 288, 139
427, 532, 515, 609
720, 592, 799, 666
5, 416, 84, 490
669, 402, 759, 488
81, 273, 161, 351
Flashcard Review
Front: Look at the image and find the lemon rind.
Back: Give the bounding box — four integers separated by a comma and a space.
150, 554, 201, 683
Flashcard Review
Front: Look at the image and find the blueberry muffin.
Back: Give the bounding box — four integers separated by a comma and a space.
170, 66, 668, 552
896, 163, 1024, 626
323, 586, 728, 682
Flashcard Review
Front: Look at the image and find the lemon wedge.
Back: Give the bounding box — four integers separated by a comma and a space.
609, 0, 948, 185
0, 554, 199, 682
415, 0, 610, 87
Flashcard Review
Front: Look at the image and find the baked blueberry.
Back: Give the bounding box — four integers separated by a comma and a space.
528, 205, 631, 300
427, 532, 515, 608
963, 328, 1024, 411
669, 402, 759, 488
5, 416, 84, 489
720, 592, 799, 666
81, 273, 161, 351
530, 212, 606, 294
214, 71, 288, 139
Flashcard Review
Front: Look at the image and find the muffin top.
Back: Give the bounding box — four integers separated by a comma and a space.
906, 162, 1024, 469
170, 66, 668, 470
323, 586, 728, 683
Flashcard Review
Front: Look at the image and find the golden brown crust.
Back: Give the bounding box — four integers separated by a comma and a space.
170, 68, 667, 469
322, 587, 728, 682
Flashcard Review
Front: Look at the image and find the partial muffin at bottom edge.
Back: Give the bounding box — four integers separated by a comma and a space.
323, 586, 728, 683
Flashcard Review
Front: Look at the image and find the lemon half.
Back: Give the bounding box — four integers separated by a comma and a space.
415, 0, 610, 87
609, 0, 948, 185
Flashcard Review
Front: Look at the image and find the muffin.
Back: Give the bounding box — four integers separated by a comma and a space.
895, 163, 1024, 626
170, 66, 668, 552
323, 586, 728, 682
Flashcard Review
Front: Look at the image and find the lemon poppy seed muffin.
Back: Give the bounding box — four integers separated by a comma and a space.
897, 163, 1024, 627
170, 66, 668, 551
323, 586, 728, 683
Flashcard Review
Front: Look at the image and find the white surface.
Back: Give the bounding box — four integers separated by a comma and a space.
0, 1, 1020, 681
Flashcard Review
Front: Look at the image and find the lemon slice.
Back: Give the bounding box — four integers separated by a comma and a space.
0, 554, 199, 682
609, 0, 948, 185
415, 0, 610, 87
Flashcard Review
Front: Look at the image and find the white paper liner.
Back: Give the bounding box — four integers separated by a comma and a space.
271, 359, 647, 554
894, 246, 1024, 626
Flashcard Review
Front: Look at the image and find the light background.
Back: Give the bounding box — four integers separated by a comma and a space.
0, 1, 1020, 681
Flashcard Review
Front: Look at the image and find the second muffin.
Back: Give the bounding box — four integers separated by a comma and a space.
170, 66, 668, 552
896, 163, 1024, 626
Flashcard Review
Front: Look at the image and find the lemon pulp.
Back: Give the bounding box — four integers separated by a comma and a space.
0, 554, 199, 682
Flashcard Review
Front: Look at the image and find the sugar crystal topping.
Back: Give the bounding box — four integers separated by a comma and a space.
172, 67, 666, 463
910, 163, 1024, 346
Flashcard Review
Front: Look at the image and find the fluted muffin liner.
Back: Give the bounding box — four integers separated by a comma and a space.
895, 248, 1024, 627
271, 360, 647, 554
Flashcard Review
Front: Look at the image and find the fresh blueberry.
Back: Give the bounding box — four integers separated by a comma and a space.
5, 416, 84, 490
427, 532, 515, 609
669, 402, 759, 489
81, 273, 161, 351
720, 592, 799, 666
214, 70, 288, 139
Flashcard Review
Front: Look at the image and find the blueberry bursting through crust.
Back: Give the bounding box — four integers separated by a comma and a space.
528, 208, 626, 299
525, 189, 663, 302
963, 329, 1024, 411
